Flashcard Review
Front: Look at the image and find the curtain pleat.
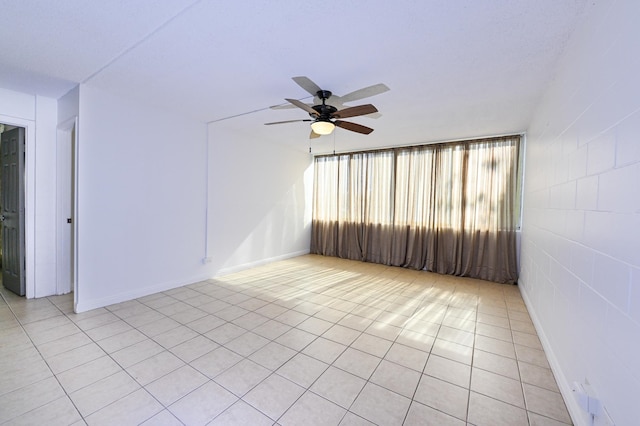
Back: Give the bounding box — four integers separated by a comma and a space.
310, 136, 521, 284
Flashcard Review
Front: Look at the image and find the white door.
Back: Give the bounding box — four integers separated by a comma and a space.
56, 122, 75, 295
1, 127, 26, 296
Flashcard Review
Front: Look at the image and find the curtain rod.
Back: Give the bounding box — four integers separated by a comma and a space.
313, 132, 525, 158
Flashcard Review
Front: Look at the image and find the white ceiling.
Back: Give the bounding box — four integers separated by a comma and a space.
0, 0, 588, 153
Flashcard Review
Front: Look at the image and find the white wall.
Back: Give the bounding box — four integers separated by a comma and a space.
206, 122, 312, 274
73, 85, 313, 311
519, 1, 640, 425
33, 95, 58, 297
75, 84, 209, 311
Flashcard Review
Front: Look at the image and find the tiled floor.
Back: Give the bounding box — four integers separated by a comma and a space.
0, 255, 572, 425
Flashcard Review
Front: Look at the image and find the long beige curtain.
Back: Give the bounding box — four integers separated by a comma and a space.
311, 135, 521, 284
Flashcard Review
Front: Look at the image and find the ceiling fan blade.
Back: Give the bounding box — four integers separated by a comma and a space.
310, 130, 321, 139
335, 120, 374, 135
265, 119, 312, 125
339, 83, 390, 103
292, 76, 322, 96
332, 104, 378, 119
286, 98, 318, 116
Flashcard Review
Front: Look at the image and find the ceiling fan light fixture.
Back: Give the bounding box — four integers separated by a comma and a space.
311, 120, 335, 135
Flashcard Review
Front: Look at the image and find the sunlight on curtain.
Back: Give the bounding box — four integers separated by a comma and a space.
311, 136, 522, 283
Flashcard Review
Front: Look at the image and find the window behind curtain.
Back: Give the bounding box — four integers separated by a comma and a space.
311, 135, 522, 284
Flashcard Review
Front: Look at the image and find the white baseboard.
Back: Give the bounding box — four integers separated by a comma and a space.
213, 249, 310, 277
519, 288, 591, 426
74, 272, 211, 313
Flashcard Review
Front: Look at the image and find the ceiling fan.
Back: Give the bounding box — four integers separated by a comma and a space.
265, 77, 388, 139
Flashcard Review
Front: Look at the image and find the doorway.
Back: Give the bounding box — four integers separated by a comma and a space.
0, 124, 26, 296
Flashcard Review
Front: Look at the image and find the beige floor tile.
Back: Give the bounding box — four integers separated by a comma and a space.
47, 342, 106, 374
333, 347, 381, 380
442, 315, 476, 332
339, 411, 376, 425
513, 330, 544, 350
73, 311, 120, 331
337, 314, 374, 332
249, 341, 297, 371
474, 334, 516, 359
350, 333, 392, 358
473, 349, 520, 380
275, 327, 317, 351
85, 388, 162, 426
191, 346, 243, 378
277, 353, 329, 388
209, 400, 273, 426
84, 319, 132, 342
350, 382, 411, 426
169, 335, 219, 363
57, 355, 123, 394
243, 373, 305, 420
139, 409, 183, 425
168, 380, 237, 425
185, 314, 226, 334
124, 309, 166, 328
27, 321, 80, 345
1, 256, 566, 426
383, 342, 429, 372
5, 396, 82, 426
476, 321, 513, 342
126, 351, 185, 385
152, 325, 199, 349
0, 376, 66, 423
146, 365, 208, 405
205, 322, 247, 345
110, 339, 164, 368
477, 312, 511, 328
231, 311, 270, 329
302, 336, 347, 364
0, 357, 53, 395
401, 318, 441, 337
523, 383, 572, 424
297, 316, 335, 335
437, 325, 475, 347
214, 358, 271, 396
364, 321, 402, 341
322, 324, 362, 346
225, 331, 270, 356
518, 361, 560, 392
396, 328, 437, 352
252, 319, 293, 340
310, 366, 366, 409
528, 411, 573, 426
413, 374, 469, 421
275, 309, 310, 326
431, 338, 473, 365
404, 400, 466, 426
137, 317, 182, 337
515, 344, 551, 368
69, 370, 140, 417
467, 391, 528, 426
471, 367, 525, 408
370, 359, 421, 398
279, 391, 346, 426
424, 355, 471, 388
96, 329, 148, 354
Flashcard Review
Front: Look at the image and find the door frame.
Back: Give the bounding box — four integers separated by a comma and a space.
56, 117, 78, 299
0, 114, 35, 299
